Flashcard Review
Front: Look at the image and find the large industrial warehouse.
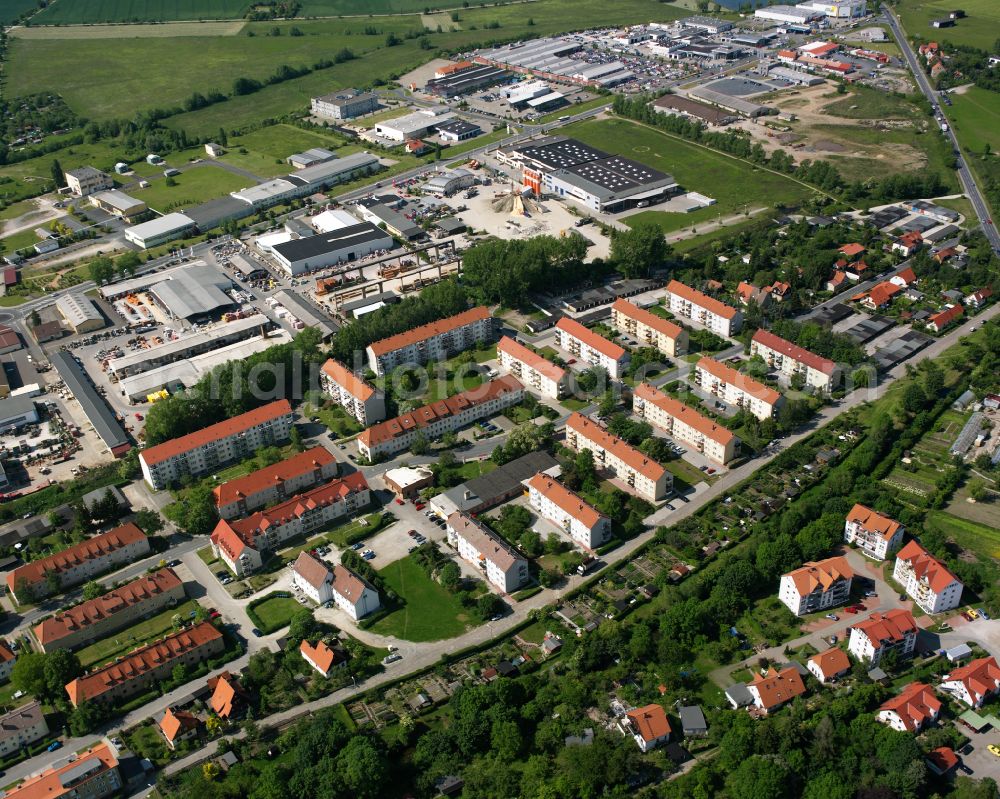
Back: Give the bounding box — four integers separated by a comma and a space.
270, 221, 393, 277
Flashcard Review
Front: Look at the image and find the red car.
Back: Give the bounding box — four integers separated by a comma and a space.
415, 503, 426, 510
407, 529, 417, 537
210, 610, 221, 619
844, 607, 858, 614
134, 413, 144, 420
395, 498, 404, 505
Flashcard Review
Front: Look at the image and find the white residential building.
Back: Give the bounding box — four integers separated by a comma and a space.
778, 556, 854, 616
938, 656, 1000, 708
847, 610, 918, 665
0, 702, 49, 759
621, 704, 671, 753
554, 317, 629, 379
807, 648, 851, 684
877, 683, 941, 733
365, 306, 494, 376
300, 639, 346, 678
293, 553, 381, 620
139, 399, 295, 489
311, 89, 379, 120
664, 280, 742, 337
844, 504, 905, 560
750, 329, 839, 393
320, 358, 387, 425
447, 511, 528, 593
694, 357, 784, 421
526, 472, 610, 549
565, 413, 671, 502
497, 336, 568, 399
64, 166, 113, 197
633, 382, 740, 466
357, 377, 523, 461
611, 299, 688, 358
892, 540, 963, 614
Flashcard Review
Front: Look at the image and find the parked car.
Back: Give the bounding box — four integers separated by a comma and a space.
252, 628, 263, 637
967, 609, 979, 619
395, 498, 405, 505
978, 608, 991, 620
825, 614, 839, 621
989, 744, 1000, 758
350, 542, 364, 550
828, 635, 837, 645
47, 741, 62, 752
382, 653, 402, 665
408, 529, 417, 537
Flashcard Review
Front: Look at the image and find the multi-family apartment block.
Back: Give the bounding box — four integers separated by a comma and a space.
892, 540, 963, 614
843, 504, 905, 561
357, 376, 523, 461
319, 359, 387, 426
664, 280, 743, 337
33, 568, 185, 653
140, 399, 295, 489
291, 552, 381, 620
750, 329, 839, 393
611, 299, 688, 358
0, 642, 14, 683
496, 336, 568, 399
2, 742, 120, 799
446, 511, 528, 593
938, 656, 1000, 708
553, 317, 629, 379
633, 382, 740, 465
212, 446, 339, 520
525, 472, 610, 550
365, 306, 494, 376
64, 166, 114, 198
0, 701, 49, 759
778, 556, 854, 616
65, 622, 224, 707
6, 523, 150, 605
565, 413, 671, 502
847, 609, 918, 665
211, 473, 371, 576
694, 357, 784, 421
877, 682, 941, 732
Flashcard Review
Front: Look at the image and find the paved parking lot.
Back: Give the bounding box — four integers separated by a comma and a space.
952, 724, 1000, 782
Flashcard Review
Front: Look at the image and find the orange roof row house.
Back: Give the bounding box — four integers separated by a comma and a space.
666, 279, 740, 321
751, 329, 837, 376
212, 446, 337, 509
566, 413, 667, 484
367, 306, 490, 357
696, 357, 782, 407
496, 336, 567, 383
555, 317, 627, 362
611, 298, 685, 343
633, 382, 735, 447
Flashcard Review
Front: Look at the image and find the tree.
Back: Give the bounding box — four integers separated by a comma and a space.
439, 561, 461, 591
82, 581, 104, 600
969, 480, 987, 501
134, 508, 164, 535
202, 762, 221, 781
68, 700, 104, 736
901, 383, 926, 414
206, 716, 223, 736
337, 736, 388, 799
410, 432, 429, 455
11, 652, 47, 698
50, 159, 65, 188
598, 389, 616, 418
172, 663, 188, 684
727, 755, 791, 799
289, 608, 317, 642
43, 650, 82, 700
609, 223, 670, 278
218, 127, 229, 147
44, 570, 61, 597
116, 251, 141, 277
88, 256, 114, 286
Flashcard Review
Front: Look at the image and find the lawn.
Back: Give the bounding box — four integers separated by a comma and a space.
0, 228, 43, 255
303, 400, 363, 439
560, 397, 591, 411
223, 124, 353, 179
664, 457, 706, 491
561, 118, 815, 233
946, 87, 1000, 154
134, 166, 252, 213
896, 0, 1000, 51
453, 459, 496, 481
1, 0, 37, 23
75, 599, 201, 668
926, 511, 1000, 560
368, 555, 474, 642
249, 594, 300, 633
823, 86, 923, 121
31, 0, 250, 23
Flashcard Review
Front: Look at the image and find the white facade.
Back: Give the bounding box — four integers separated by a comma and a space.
665, 280, 742, 337
754, 5, 821, 23
847, 611, 918, 665
694, 358, 783, 421
633, 382, 739, 466
796, 0, 867, 18
611, 299, 688, 359
320, 359, 386, 425
939, 657, 1000, 708
526, 473, 610, 549
750, 330, 839, 393
843, 504, 905, 561
777, 557, 853, 616
311, 90, 379, 120
892, 541, 963, 614
0, 702, 48, 759
447, 512, 528, 593
497, 336, 567, 399
366, 307, 494, 376
65, 167, 113, 197
554, 318, 629, 379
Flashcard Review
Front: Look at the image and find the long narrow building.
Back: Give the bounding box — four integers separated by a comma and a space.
750, 329, 839, 393
525, 472, 610, 549
611, 299, 688, 358
140, 399, 295, 489
633, 382, 740, 465
447, 511, 529, 592
694, 357, 784, 420
664, 280, 742, 336
554, 317, 629, 379
496, 336, 568, 399
2, 742, 121, 799
357, 376, 523, 461
319, 359, 387, 426
565, 413, 671, 502
212, 446, 339, 520
365, 306, 494, 376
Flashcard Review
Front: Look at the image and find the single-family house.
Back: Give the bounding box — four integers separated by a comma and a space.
927, 305, 963, 333
746, 666, 807, 714
807, 647, 851, 684
892, 231, 923, 256
159, 707, 201, 749
938, 656, 1000, 708
300, 639, 346, 678
621, 704, 671, 752
877, 682, 940, 732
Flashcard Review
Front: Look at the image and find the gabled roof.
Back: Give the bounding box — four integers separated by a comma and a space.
566, 413, 666, 482
892, 267, 917, 286
332, 564, 372, 603
862, 281, 902, 307
526, 472, 606, 530
944, 656, 1000, 700
300, 639, 342, 675
748, 666, 806, 710
367, 306, 490, 356
808, 647, 850, 680
666, 279, 739, 320
879, 682, 940, 731
928, 305, 963, 329
497, 336, 566, 383
851, 609, 917, 650
320, 359, 377, 401
611, 299, 684, 342
160, 707, 200, 742
209, 671, 247, 719
751, 329, 836, 376
846, 504, 902, 541
784, 556, 853, 597
634, 382, 735, 445
212, 446, 336, 508
839, 243, 865, 258
626, 703, 671, 742
895, 540, 960, 594
292, 552, 332, 591
696, 357, 782, 406
555, 317, 626, 362
210, 522, 252, 562
447, 511, 524, 571
2, 742, 118, 799
926, 747, 959, 773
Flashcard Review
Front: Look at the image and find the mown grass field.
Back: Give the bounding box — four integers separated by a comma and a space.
926, 511, 1000, 560
947, 87, 1000, 154
369, 555, 473, 642
76, 599, 201, 668
31, 0, 250, 24
896, 0, 1000, 51
561, 118, 815, 234
134, 165, 251, 213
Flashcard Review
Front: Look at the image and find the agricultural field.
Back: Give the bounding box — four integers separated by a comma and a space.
1, 0, 39, 24
30, 0, 250, 24
896, 0, 1000, 51
926, 511, 1000, 560
882, 409, 966, 505
132, 165, 251, 213
946, 86, 1000, 154
561, 118, 815, 234
11, 20, 247, 38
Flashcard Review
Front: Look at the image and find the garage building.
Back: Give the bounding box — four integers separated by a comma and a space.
55, 293, 104, 333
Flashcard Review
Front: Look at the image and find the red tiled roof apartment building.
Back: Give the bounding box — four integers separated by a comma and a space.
939, 656, 1000, 708
212, 446, 339, 520
746, 666, 806, 714
844, 504, 905, 561
778, 556, 853, 616
694, 357, 784, 421
319, 359, 386, 425
525, 472, 610, 550
33, 568, 185, 653
877, 682, 941, 732
497, 336, 568, 399
365, 306, 494, 376
7, 523, 150, 606
565, 413, 671, 502
211, 472, 371, 576
2, 742, 121, 799
357, 376, 523, 461
847, 609, 918, 666
664, 280, 742, 337
554, 317, 629, 379
750, 329, 839, 393
807, 647, 851, 683
65, 621, 224, 707
140, 399, 295, 489
892, 540, 963, 614
633, 382, 740, 466
611, 299, 688, 359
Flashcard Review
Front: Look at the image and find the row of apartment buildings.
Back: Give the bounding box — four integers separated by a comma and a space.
633, 382, 740, 466
319, 359, 387, 426
446, 511, 529, 593
664, 280, 743, 337
525, 472, 610, 550
291, 552, 381, 621
553, 317, 629, 379
749, 329, 839, 394
694, 356, 784, 421
365, 306, 495, 376
497, 336, 568, 399
611, 298, 688, 359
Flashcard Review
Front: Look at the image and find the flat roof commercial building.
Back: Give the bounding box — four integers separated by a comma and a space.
147, 263, 235, 321
231, 153, 381, 210
446, 511, 528, 592
477, 37, 634, 86
358, 376, 523, 462
565, 412, 671, 502
50, 350, 131, 458
286, 148, 336, 170
55, 293, 104, 334
750, 329, 839, 393
90, 189, 147, 222
139, 399, 294, 489
374, 110, 455, 143
212, 446, 339, 520
554, 317, 629, 379
354, 202, 423, 240
2, 742, 120, 799
271, 221, 393, 277
33, 568, 185, 653
526, 472, 610, 549
497, 336, 568, 399
124, 212, 196, 249
0, 395, 40, 431
271, 290, 338, 339
664, 280, 742, 337
633, 382, 740, 465
694, 357, 784, 421
651, 94, 738, 126
611, 299, 688, 359
435, 118, 483, 142
425, 64, 510, 98
366, 306, 494, 376
6, 523, 150, 605
320, 358, 386, 426
754, 4, 822, 23
311, 89, 379, 120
